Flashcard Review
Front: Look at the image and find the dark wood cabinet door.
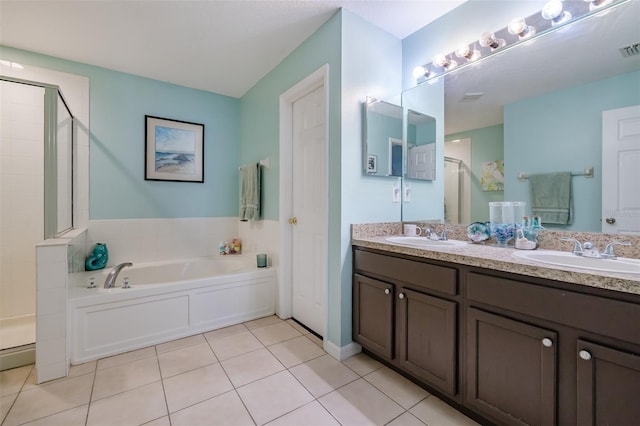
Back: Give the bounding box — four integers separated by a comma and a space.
576, 339, 640, 426
353, 274, 394, 359
466, 308, 557, 426
397, 288, 457, 396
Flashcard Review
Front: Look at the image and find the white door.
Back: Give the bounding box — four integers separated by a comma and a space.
602, 105, 640, 234
407, 143, 435, 180
291, 85, 327, 336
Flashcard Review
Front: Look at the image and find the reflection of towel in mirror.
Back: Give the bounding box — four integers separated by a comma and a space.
529, 172, 572, 225
239, 164, 260, 221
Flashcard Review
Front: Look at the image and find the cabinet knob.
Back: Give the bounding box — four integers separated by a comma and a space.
542, 338, 553, 347
579, 350, 592, 361
384, 289, 390, 295
605, 217, 616, 224
398, 293, 405, 300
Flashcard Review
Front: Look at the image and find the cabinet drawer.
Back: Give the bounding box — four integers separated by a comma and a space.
466, 271, 640, 344
354, 250, 457, 295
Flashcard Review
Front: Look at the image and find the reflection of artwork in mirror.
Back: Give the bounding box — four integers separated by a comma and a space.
406, 109, 436, 180
367, 154, 377, 173
481, 160, 504, 191
363, 98, 403, 177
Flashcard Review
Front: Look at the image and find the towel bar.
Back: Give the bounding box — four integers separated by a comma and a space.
518, 166, 594, 182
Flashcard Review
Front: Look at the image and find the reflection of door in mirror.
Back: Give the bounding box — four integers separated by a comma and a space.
407, 144, 435, 180
444, 138, 471, 224
389, 138, 402, 176
406, 109, 436, 180
602, 105, 640, 234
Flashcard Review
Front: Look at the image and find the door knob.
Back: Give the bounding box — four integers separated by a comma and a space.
288, 217, 298, 225
605, 217, 616, 224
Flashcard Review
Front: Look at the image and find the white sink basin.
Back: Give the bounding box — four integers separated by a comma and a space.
385, 236, 468, 248
512, 250, 640, 275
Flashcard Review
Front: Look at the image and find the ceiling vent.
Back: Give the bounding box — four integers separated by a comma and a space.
460, 92, 485, 103
619, 42, 640, 58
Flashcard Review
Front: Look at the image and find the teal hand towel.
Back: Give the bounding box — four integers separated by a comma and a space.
239, 163, 261, 221
529, 172, 572, 225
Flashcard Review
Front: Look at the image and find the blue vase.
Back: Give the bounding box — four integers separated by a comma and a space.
85, 243, 108, 271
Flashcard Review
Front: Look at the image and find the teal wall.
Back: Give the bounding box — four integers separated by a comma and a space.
340, 10, 403, 346
504, 71, 640, 231
0, 45, 240, 220
447, 124, 504, 222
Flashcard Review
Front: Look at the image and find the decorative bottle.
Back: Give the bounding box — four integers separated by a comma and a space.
85, 243, 109, 271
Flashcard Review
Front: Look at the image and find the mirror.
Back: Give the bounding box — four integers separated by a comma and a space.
404, 0, 640, 231
406, 109, 436, 180
363, 98, 403, 177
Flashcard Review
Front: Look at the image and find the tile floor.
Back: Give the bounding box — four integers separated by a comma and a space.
0, 315, 480, 426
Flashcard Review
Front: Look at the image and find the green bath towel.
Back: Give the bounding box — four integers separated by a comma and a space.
239, 163, 261, 221
529, 172, 573, 225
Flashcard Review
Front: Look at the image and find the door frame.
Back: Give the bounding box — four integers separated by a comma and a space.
278, 65, 329, 333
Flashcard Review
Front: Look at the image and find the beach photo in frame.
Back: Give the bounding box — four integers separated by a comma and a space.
145, 115, 204, 182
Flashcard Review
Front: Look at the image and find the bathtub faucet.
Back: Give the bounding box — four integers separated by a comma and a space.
104, 262, 133, 288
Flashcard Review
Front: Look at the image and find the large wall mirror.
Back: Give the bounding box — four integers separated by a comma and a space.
403, 0, 640, 232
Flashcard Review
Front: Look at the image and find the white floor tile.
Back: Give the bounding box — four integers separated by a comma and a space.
237, 370, 314, 425
170, 390, 254, 426
319, 378, 405, 426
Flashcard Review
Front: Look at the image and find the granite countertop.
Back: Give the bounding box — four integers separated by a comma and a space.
352, 235, 640, 297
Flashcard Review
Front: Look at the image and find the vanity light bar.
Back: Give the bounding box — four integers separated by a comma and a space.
413, 0, 631, 85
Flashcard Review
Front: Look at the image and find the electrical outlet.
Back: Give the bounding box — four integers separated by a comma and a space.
392, 183, 401, 203
404, 183, 412, 202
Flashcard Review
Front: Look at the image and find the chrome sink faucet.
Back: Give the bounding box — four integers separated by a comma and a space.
425, 227, 447, 241
104, 262, 133, 288
560, 238, 630, 259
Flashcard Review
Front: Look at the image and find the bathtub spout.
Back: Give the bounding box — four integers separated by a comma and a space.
104, 262, 133, 288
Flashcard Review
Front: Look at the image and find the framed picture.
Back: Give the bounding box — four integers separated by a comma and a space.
367, 154, 378, 173
145, 115, 204, 182
481, 159, 505, 191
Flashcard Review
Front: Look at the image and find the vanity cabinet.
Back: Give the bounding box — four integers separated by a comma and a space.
353, 249, 459, 397
353, 274, 394, 359
576, 339, 640, 426
466, 308, 557, 426
397, 288, 457, 395
352, 246, 640, 426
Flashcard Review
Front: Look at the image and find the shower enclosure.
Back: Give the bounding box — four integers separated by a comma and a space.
0, 77, 74, 370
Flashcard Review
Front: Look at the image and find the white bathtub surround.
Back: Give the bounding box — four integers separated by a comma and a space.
35, 228, 87, 383
68, 257, 276, 363
88, 217, 241, 265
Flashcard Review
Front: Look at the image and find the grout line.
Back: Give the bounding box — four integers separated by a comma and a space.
154, 345, 171, 425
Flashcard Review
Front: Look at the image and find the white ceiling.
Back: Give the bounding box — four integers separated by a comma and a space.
0, 0, 466, 98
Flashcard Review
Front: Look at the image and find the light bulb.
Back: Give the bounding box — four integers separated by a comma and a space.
508, 17, 536, 39
542, 0, 572, 25
455, 44, 481, 61
584, 0, 612, 11
479, 32, 506, 50
433, 54, 457, 69
413, 65, 429, 79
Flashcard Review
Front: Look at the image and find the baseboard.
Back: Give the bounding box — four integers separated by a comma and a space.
323, 340, 362, 361
0, 344, 35, 371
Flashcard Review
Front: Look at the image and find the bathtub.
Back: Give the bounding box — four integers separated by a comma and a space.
68, 256, 276, 364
